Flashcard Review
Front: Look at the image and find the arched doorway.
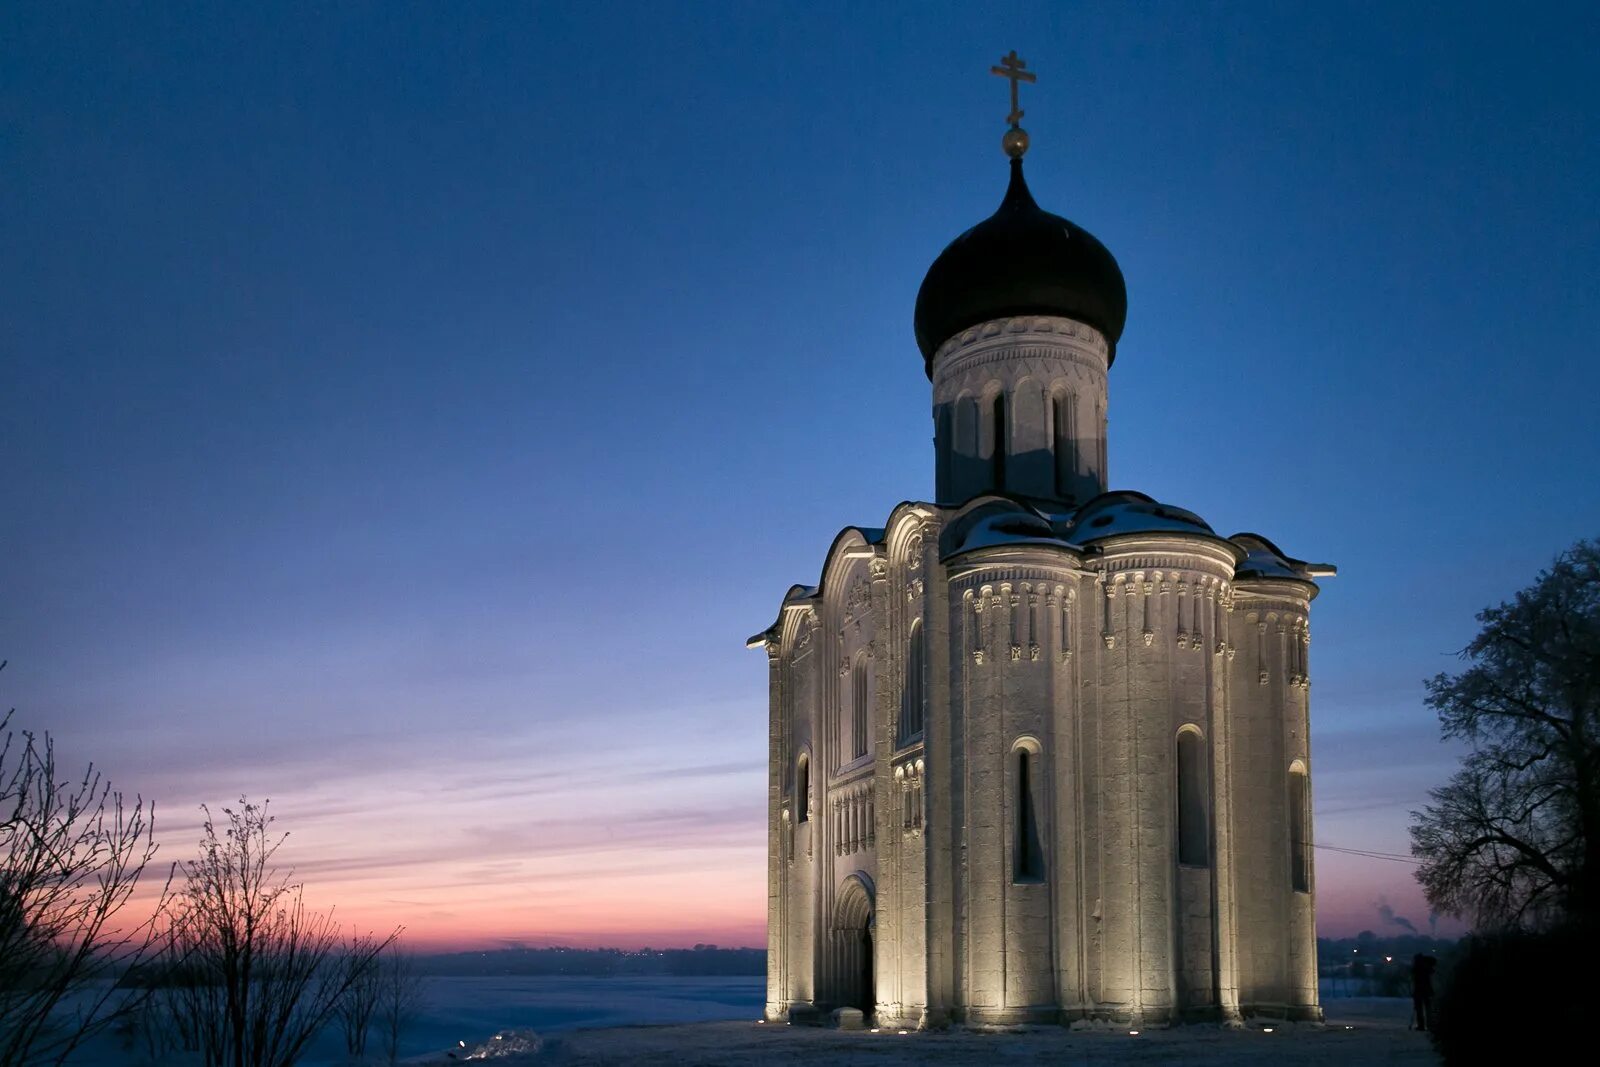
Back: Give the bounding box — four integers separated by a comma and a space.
832, 873, 875, 1015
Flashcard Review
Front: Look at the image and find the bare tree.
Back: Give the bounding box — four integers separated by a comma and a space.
375, 947, 424, 1066
336, 934, 382, 1059
153, 798, 396, 1067
1410, 537, 1600, 929
0, 671, 170, 1067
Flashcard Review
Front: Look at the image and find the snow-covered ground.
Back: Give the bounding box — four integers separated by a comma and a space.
61, 980, 1434, 1065
426, 997, 1436, 1066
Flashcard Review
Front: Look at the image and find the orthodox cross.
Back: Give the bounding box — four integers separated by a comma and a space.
990, 50, 1036, 127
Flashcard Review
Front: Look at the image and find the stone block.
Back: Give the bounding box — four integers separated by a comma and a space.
832, 1007, 867, 1030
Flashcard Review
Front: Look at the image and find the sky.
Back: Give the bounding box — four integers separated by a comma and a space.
3, 1, 1598, 950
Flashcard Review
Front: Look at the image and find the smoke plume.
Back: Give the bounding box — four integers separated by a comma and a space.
1375, 898, 1419, 935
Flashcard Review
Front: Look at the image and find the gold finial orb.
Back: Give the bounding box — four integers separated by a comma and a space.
1002, 126, 1030, 159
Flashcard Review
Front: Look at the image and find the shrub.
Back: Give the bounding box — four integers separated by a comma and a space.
1431, 925, 1597, 1064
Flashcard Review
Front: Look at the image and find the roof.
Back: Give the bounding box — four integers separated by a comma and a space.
941, 492, 1336, 587
913, 157, 1128, 374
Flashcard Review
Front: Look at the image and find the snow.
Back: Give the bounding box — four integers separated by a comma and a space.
57, 982, 1436, 1066
954, 512, 1070, 552
409, 995, 1435, 1065
944, 492, 1226, 559
1059, 493, 1215, 544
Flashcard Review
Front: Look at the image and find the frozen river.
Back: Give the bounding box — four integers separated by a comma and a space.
62, 975, 766, 1065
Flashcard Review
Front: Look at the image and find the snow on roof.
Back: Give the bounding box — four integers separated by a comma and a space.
956, 511, 1065, 553
1058, 492, 1215, 543
1229, 532, 1335, 582
941, 493, 1332, 585
943, 491, 1216, 559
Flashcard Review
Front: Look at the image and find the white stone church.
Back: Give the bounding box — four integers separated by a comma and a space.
749, 62, 1333, 1029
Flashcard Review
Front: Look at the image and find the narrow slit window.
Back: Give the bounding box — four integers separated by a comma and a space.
797, 756, 810, 823
1289, 767, 1310, 891
851, 653, 869, 760
1014, 747, 1045, 881
1177, 730, 1209, 866
899, 622, 925, 743
936, 406, 953, 500
1053, 393, 1072, 498
992, 392, 1007, 488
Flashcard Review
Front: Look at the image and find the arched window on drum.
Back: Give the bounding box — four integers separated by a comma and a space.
991, 391, 1008, 488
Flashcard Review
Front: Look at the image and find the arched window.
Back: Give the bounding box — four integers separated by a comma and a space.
1053, 392, 1073, 499
1013, 743, 1044, 882
796, 754, 810, 823
991, 391, 1008, 488
1289, 763, 1310, 892
1176, 729, 1209, 867
898, 622, 925, 744
851, 652, 869, 760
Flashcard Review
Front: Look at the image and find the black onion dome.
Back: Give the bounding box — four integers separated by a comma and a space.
914, 158, 1128, 376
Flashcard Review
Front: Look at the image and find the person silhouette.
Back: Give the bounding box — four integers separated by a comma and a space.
1410, 953, 1437, 1031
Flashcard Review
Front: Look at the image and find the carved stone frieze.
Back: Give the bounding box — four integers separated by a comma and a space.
845, 578, 872, 620
930, 314, 1109, 374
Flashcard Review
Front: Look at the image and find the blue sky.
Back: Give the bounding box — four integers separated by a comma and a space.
3, 1, 1597, 944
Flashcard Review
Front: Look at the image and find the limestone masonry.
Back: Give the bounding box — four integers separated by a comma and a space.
750, 133, 1331, 1029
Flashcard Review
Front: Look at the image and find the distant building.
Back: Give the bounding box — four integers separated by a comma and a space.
749, 58, 1332, 1029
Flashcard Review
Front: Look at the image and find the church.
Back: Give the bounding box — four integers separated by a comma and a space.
748, 54, 1333, 1029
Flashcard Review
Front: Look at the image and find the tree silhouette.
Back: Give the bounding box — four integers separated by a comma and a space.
1410, 538, 1600, 929
0, 665, 170, 1067
150, 799, 396, 1067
